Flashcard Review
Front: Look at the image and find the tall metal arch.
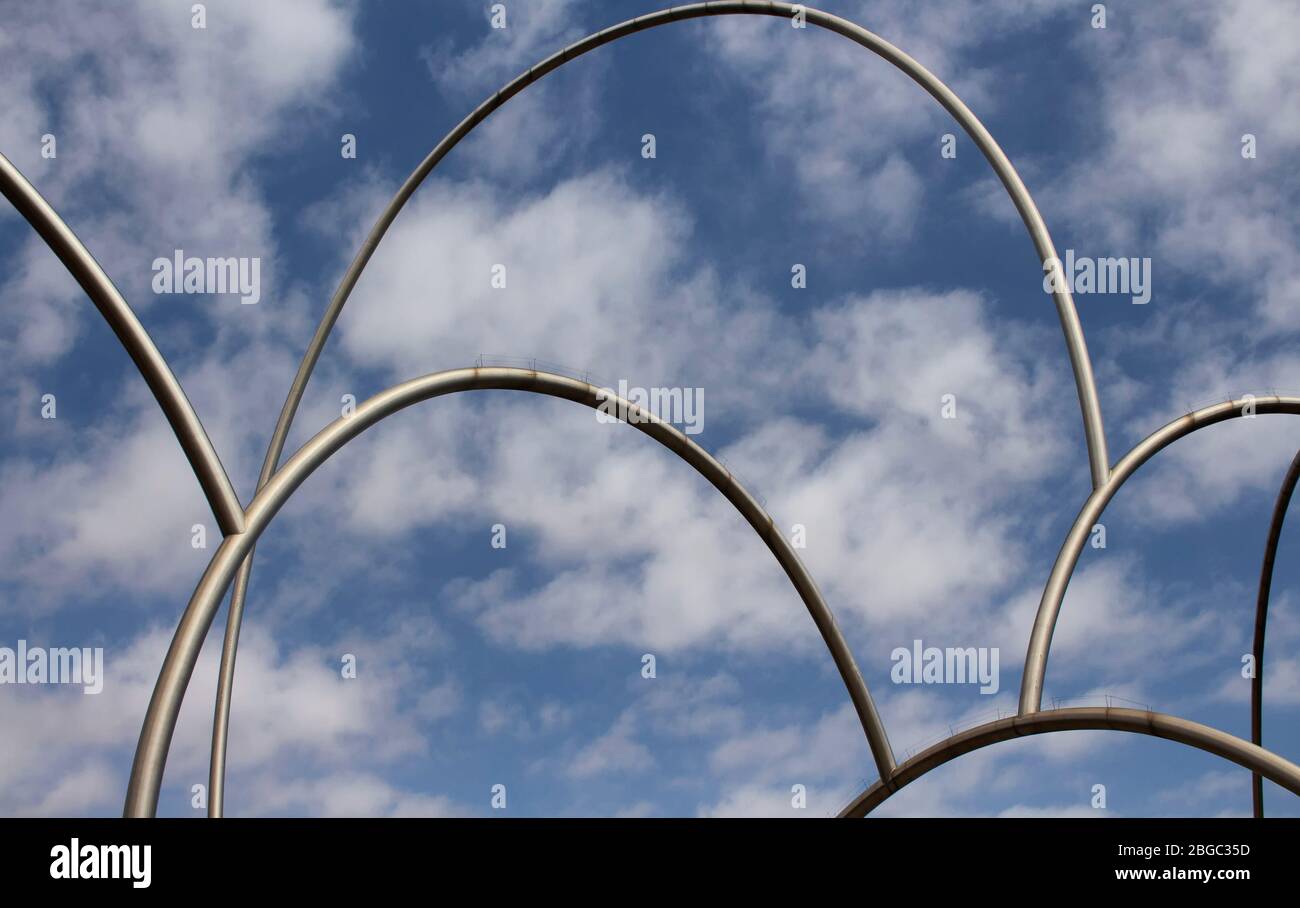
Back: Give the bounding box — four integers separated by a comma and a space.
209, 0, 1112, 817
124, 367, 893, 817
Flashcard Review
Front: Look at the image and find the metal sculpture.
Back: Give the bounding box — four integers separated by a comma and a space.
0, 2, 1294, 818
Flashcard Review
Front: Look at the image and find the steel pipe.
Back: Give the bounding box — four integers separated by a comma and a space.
209, 541, 255, 817
1250, 448, 1300, 817
0, 151, 245, 535
1019, 396, 1300, 716
210, 0, 1110, 817
838, 706, 1300, 817
127, 367, 893, 817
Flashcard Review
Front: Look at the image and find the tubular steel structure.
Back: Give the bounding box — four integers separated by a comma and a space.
207, 0, 1110, 818
0, 2, 1295, 818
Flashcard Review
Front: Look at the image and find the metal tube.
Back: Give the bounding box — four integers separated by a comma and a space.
838, 706, 1300, 817
210, 0, 1110, 815
208, 545, 255, 818
0, 151, 245, 536
1019, 396, 1300, 716
127, 368, 894, 817
1250, 448, 1300, 817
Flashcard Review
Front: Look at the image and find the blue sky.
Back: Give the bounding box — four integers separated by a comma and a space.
1, 0, 1299, 817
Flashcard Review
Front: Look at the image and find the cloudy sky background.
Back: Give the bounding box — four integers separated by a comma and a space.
1, 0, 1298, 817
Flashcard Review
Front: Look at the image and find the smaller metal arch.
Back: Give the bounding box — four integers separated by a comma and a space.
1251, 448, 1300, 817
1020, 396, 1300, 716
0, 151, 245, 536
838, 707, 1300, 817
127, 367, 894, 817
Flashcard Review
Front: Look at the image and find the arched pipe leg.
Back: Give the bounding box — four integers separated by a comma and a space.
1251, 449, 1300, 817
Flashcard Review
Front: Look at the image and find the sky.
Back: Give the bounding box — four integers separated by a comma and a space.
1, 0, 1298, 818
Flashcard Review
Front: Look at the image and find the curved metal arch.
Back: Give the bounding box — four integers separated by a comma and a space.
125, 367, 894, 817
245, 1, 1110, 505
1020, 396, 1300, 716
0, 153, 245, 535
837, 706, 1300, 818
212, 0, 1112, 817
1251, 448, 1300, 817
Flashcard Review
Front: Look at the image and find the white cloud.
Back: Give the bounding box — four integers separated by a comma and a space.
1048, 0, 1300, 330
421, 0, 587, 96
241, 771, 473, 818
0, 0, 357, 367
568, 713, 655, 778
419, 0, 598, 181
336, 170, 781, 392
703, 0, 1073, 239
0, 619, 438, 816
0, 340, 299, 605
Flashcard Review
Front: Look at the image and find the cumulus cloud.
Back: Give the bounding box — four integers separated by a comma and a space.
1047, 0, 1300, 330
703, 0, 1073, 240
0, 0, 357, 367
0, 619, 444, 816
419, 0, 600, 182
